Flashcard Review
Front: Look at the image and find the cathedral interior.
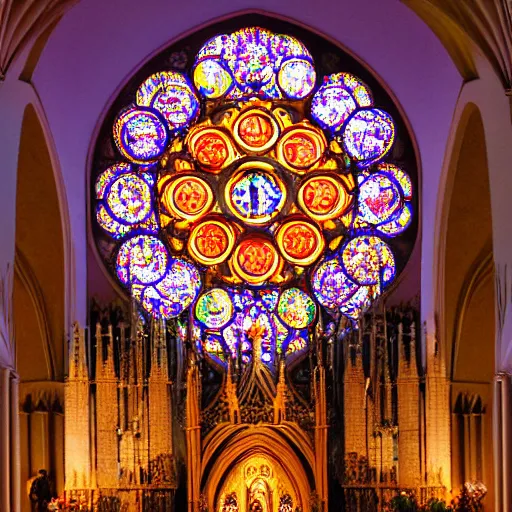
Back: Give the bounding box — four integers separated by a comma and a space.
0, 2, 511, 511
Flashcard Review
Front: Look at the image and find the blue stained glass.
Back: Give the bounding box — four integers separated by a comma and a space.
222, 312, 245, 359
196, 288, 233, 329
327, 73, 373, 107
285, 329, 309, 355
113, 107, 169, 163
193, 27, 315, 100
273, 314, 289, 354
312, 258, 359, 309
378, 202, 413, 236
342, 108, 395, 167
339, 285, 377, 320
96, 163, 132, 199
258, 289, 279, 311
136, 71, 199, 130
311, 86, 357, 132
341, 236, 396, 287
230, 172, 284, 222
105, 173, 152, 225
116, 235, 168, 285
277, 58, 316, 99
135, 260, 201, 319
193, 59, 233, 99
96, 204, 131, 239
378, 163, 412, 199
358, 173, 402, 226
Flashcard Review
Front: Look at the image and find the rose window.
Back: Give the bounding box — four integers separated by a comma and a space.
92, 27, 415, 367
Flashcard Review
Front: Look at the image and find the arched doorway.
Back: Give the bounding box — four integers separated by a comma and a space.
14, 104, 66, 511
202, 425, 314, 512
441, 104, 495, 507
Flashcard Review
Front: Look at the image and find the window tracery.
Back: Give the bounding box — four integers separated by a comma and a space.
92, 26, 416, 369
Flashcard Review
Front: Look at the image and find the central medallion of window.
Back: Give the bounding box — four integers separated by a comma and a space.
226, 164, 286, 225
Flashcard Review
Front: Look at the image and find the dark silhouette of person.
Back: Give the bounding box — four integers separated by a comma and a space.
29, 469, 52, 511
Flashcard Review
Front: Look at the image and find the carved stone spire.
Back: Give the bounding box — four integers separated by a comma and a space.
273, 359, 287, 424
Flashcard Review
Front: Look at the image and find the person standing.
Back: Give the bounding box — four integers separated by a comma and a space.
29, 470, 53, 511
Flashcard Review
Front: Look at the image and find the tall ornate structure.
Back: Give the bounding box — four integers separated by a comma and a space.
63, 315, 176, 509
64, 324, 91, 490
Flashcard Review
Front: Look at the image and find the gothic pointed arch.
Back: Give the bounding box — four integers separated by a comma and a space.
440, 103, 495, 507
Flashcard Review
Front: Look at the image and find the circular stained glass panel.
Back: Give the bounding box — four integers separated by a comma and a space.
106, 173, 152, 224
233, 236, 279, 284
342, 108, 395, 166
188, 219, 235, 265
278, 58, 316, 99
378, 163, 412, 200
312, 258, 359, 309
136, 71, 199, 130
358, 173, 402, 225
234, 110, 279, 152
162, 175, 213, 220
113, 108, 168, 163
277, 127, 326, 171
341, 235, 396, 286
311, 86, 357, 132
233, 41, 273, 86
378, 203, 412, 236
339, 285, 376, 320
190, 130, 230, 171
328, 73, 373, 107
226, 170, 286, 225
298, 175, 351, 221
275, 220, 324, 265
277, 288, 316, 329
196, 288, 234, 329
116, 235, 168, 285
193, 59, 233, 99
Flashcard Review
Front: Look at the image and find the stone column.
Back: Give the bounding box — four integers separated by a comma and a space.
10, 372, 20, 512
0, 367, 11, 512
494, 372, 511, 512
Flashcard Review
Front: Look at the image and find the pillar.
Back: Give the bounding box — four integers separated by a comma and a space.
19, 412, 30, 512
494, 372, 511, 512
30, 411, 50, 475
0, 368, 11, 512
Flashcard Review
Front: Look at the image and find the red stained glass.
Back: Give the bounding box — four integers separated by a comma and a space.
194, 223, 229, 259
238, 114, 274, 148
303, 178, 340, 215
173, 178, 209, 214
195, 133, 229, 169
237, 238, 277, 277
281, 223, 317, 260
282, 133, 318, 168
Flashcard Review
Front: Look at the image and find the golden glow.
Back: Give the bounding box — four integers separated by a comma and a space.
275, 219, 325, 266
188, 217, 236, 266
161, 174, 213, 221
276, 124, 327, 173
210, 449, 306, 512
186, 126, 236, 172
297, 173, 352, 221
231, 235, 280, 284
233, 108, 279, 154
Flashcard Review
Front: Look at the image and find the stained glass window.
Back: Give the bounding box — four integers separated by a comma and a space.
92, 24, 416, 370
